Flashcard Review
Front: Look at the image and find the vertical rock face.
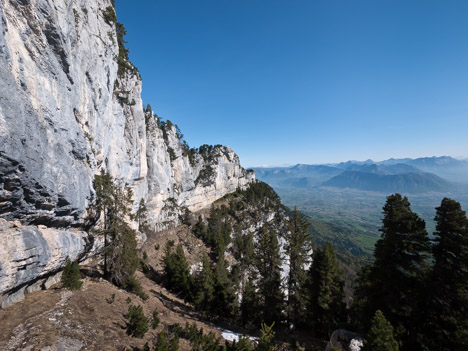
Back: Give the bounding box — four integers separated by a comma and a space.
0, 0, 254, 301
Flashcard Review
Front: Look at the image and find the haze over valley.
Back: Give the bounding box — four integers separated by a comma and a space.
255, 156, 468, 257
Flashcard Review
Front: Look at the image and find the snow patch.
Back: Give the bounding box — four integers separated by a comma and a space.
217, 328, 258, 342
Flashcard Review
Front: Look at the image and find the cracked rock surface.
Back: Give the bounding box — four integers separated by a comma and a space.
0, 0, 254, 302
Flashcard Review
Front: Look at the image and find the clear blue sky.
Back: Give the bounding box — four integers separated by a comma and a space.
115, 0, 468, 167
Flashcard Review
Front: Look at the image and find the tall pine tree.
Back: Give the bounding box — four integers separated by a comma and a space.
255, 226, 285, 325
306, 242, 346, 337
193, 255, 215, 312
240, 277, 259, 328
286, 208, 312, 329
426, 198, 468, 350
212, 257, 236, 318
94, 170, 139, 287
354, 194, 430, 350
163, 242, 192, 299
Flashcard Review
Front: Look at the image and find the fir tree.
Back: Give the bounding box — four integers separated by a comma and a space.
427, 198, 468, 351
364, 310, 399, 351
170, 334, 180, 351
126, 305, 149, 338
136, 198, 149, 232
61, 257, 82, 290
193, 255, 215, 312
241, 232, 255, 268
255, 227, 285, 325
307, 242, 346, 337
212, 258, 236, 318
108, 222, 140, 289
155, 328, 169, 351
193, 216, 207, 239
163, 242, 192, 298
286, 208, 311, 328
152, 310, 160, 329
94, 170, 139, 287
240, 277, 259, 327
354, 194, 430, 350
226, 336, 251, 351
256, 323, 276, 351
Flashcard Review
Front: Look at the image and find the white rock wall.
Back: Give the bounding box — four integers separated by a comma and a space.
0, 0, 254, 301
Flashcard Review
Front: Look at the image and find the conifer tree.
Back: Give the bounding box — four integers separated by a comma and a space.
94, 170, 139, 287
163, 242, 192, 298
286, 208, 311, 328
427, 198, 468, 350
193, 216, 207, 239
212, 258, 236, 318
240, 277, 259, 327
255, 227, 285, 325
154, 328, 169, 351
242, 232, 255, 268
136, 198, 148, 232
126, 305, 149, 338
307, 242, 346, 337
364, 310, 399, 351
61, 257, 82, 290
108, 222, 140, 289
256, 323, 276, 351
354, 194, 430, 350
194, 255, 215, 312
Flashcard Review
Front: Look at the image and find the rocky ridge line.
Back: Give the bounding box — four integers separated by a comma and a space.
0, 0, 254, 306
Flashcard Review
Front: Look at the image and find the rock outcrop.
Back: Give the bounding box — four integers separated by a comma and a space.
0, 218, 97, 307
0, 0, 254, 305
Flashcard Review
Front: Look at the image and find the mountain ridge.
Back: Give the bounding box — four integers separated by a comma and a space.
254, 156, 468, 193
0, 0, 253, 306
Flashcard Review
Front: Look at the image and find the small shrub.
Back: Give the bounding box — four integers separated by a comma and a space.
126, 305, 149, 338
152, 310, 160, 329
61, 257, 82, 290
170, 335, 180, 351
106, 293, 115, 304
167, 147, 176, 161
103, 6, 117, 24
155, 328, 169, 351
256, 323, 276, 351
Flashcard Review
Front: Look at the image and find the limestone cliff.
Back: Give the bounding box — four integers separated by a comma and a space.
0, 0, 254, 305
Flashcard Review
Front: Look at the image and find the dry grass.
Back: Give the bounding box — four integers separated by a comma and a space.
0, 274, 221, 351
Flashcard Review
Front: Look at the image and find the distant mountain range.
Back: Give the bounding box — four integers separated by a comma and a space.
254, 156, 468, 194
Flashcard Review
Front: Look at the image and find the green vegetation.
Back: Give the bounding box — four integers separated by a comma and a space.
73, 8, 79, 27
363, 310, 399, 351
103, 6, 117, 24
61, 257, 82, 290
152, 310, 160, 330
116, 178, 467, 350
286, 208, 312, 328
136, 198, 149, 232
306, 243, 346, 337
352, 194, 468, 351
94, 170, 140, 291
102, 6, 139, 77
196, 165, 215, 184
426, 198, 468, 350
256, 323, 276, 351
354, 194, 430, 349
162, 241, 192, 298
255, 227, 284, 326
126, 305, 149, 338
